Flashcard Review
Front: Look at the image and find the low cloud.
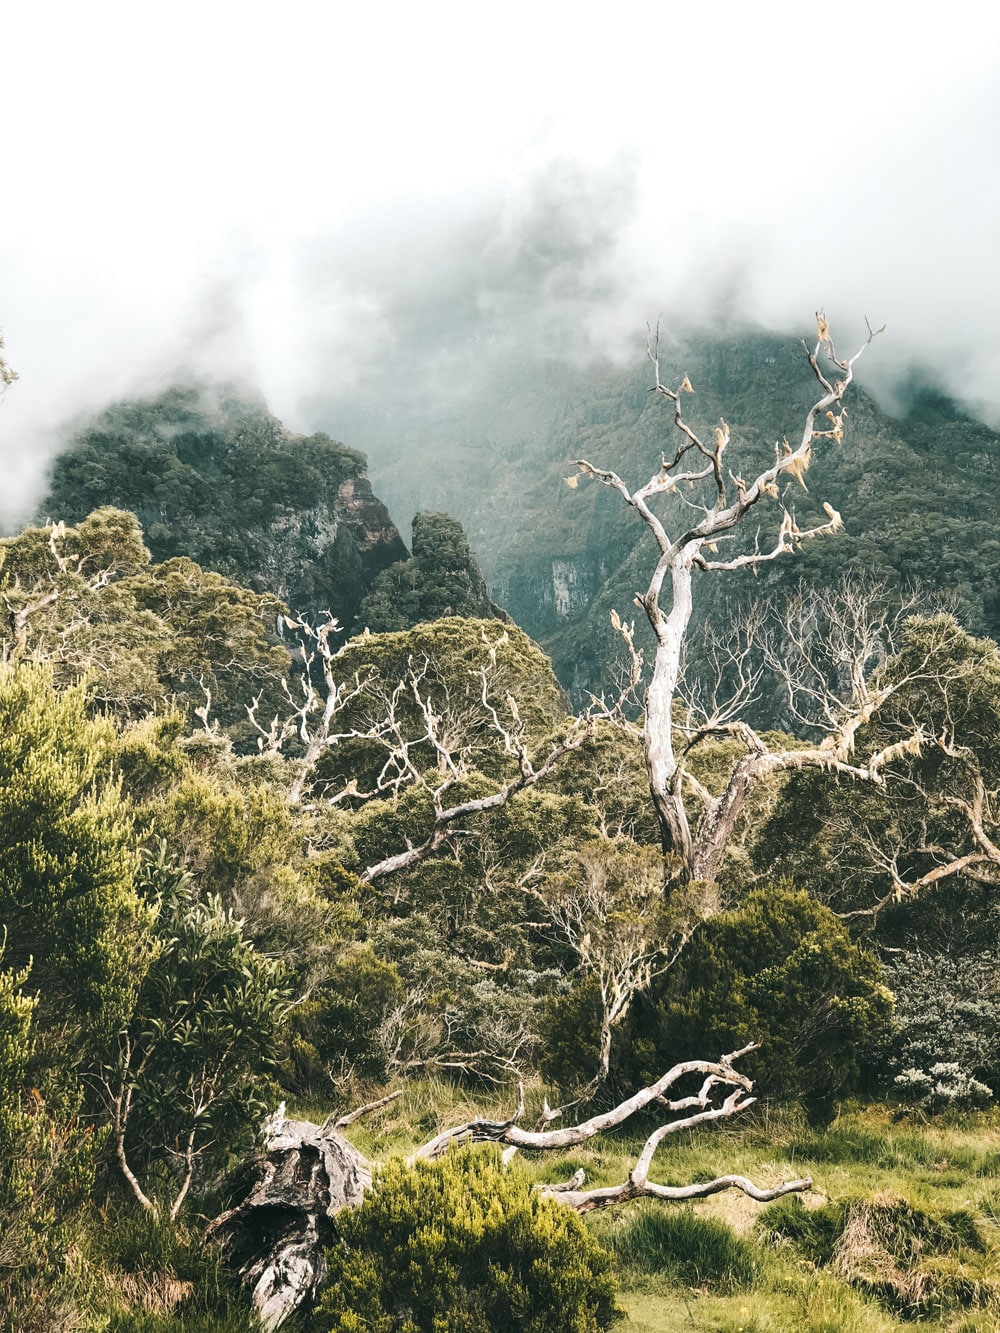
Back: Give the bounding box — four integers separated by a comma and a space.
2, 2, 998, 527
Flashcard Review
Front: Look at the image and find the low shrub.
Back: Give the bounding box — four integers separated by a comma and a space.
757, 1195, 848, 1267
307, 1147, 621, 1332
622, 887, 893, 1124
894, 1063, 993, 1114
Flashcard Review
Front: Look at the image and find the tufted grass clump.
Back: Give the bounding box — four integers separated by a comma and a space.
596, 1204, 767, 1293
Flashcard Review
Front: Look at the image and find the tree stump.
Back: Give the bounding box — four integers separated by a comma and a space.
206, 1110, 372, 1330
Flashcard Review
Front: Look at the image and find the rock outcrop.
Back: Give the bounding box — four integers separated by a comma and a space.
38, 384, 408, 628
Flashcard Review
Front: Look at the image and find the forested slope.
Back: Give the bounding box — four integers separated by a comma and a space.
344, 331, 1000, 699
39, 385, 408, 629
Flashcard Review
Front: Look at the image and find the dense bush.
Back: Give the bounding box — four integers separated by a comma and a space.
111, 866, 290, 1207
894, 1064, 993, 1113
884, 948, 1000, 1097
283, 945, 404, 1092
623, 887, 893, 1123
307, 1149, 621, 1332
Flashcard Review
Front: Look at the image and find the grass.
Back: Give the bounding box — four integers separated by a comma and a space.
276, 1087, 1000, 1327
285, 1087, 1000, 1331
76, 1202, 261, 1332
592, 1205, 765, 1292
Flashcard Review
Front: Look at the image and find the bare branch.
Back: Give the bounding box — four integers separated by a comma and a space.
413, 1045, 758, 1160
325, 1089, 404, 1132
550, 1168, 813, 1214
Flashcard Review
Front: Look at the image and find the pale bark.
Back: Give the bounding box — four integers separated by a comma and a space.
210, 1049, 810, 1326
574, 318, 892, 886
206, 1110, 373, 1331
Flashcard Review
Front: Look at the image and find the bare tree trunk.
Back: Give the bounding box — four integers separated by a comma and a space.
644, 558, 696, 870
575, 318, 889, 891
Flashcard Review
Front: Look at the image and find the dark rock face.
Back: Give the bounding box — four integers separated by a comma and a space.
38, 384, 408, 628
207, 1112, 372, 1330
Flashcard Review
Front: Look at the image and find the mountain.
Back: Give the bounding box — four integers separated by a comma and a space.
34, 331, 1000, 706
38, 385, 408, 627
327, 330, 1000, 699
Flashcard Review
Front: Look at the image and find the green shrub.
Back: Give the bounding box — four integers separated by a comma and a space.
894, 1063, 993, 1113
540, 975, 605, 1093
308, 1148, 621, 1332
761, 1191, 993, 1319
884, 948, 1000, 1100
624, 887, 893, 1123
283, 946, 404, 1093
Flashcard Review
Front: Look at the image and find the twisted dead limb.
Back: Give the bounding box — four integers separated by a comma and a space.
413, 1043, 811, 1210
209, 1047, 810, 1327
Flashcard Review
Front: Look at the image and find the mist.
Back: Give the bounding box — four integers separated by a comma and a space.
2, 0, 999, 528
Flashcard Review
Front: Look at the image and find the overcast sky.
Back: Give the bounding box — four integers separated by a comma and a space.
2, 0, 999, 523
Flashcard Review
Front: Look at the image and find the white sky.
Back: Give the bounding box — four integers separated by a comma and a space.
2, 0, 999, 519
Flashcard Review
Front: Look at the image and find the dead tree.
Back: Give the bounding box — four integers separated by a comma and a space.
248, 621, 638, 884
209, 1050, 810, 1329
570, 315, 938, 887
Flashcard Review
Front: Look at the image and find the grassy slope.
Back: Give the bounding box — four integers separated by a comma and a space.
336, 1084, 1000, 1333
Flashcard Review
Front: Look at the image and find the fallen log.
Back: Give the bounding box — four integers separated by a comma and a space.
207, 1052, 810, 1328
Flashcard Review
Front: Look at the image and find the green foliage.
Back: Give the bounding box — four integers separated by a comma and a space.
0, 948, 35, 1208
893, 1065, 993, 1114
0, 665, 150, 1057
0, 508, 291, 725
137, 753, 338, 966
537, 839, 686, 1094
0, 508, 163, 714
112, 862, 291, 1200
625, 888, 892, 1122
40, 385, 404, 627
313, 617, 566, 801
548, 721, 660, 846
80, 1202, 259, 1332
123, 555, 289, 730
308, 1148, 621, 1332
758, 1194, 849, 1268
752, 616, 1000, 920
285, 945, 404, 1092
367, 911, 545, 1084
762, 1191, 994, 1320
360, 510, 501, 632
883, 947, 1000, 1101
541, 974, 605, 1092
0, 1101, 106, 1332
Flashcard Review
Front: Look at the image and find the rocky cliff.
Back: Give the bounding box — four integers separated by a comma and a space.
38, 384, 408, 627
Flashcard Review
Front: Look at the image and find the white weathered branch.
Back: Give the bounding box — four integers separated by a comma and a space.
414, 1044, 757, 1160
570, 320, 895, 885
